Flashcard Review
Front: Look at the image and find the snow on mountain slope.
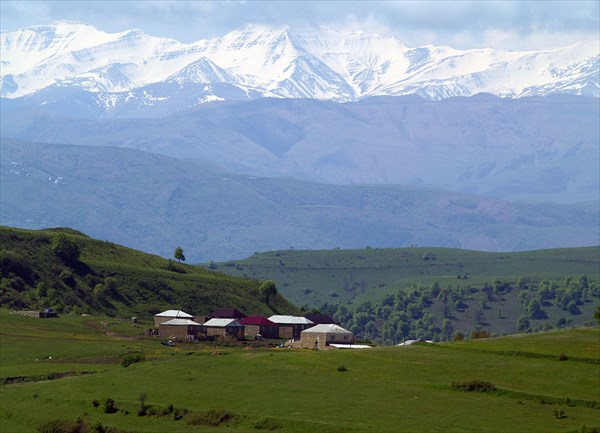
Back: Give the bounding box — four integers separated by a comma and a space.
1, 21, 598, 101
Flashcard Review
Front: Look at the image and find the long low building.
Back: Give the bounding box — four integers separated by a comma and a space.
299, 324, 354, 350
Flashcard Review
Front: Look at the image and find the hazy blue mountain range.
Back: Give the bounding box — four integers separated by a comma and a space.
1, 22, 598, 102
2, 138, 598, 262
2, 94, 598, 203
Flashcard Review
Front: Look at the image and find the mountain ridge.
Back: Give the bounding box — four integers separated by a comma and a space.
2, 21, 598, 103
2, 95, 597, 204
2, 137, 598, 262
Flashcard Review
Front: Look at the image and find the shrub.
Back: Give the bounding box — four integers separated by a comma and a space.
103, 398, 118, 414
121, 352, 145, 367
186, 409, 236, 427
253, 417, 283, 430
37, 418, 85, 433
146, 407, 158, 416
470, 329, 491, 339
559, 353, 568, 361
37, 418, 132, 433
578, 426, 600, 433
337, 365, 348, 372
453, 332, 464, 341
89, 421, 106, 433
92, 399, 100, 407
158, 404, 174, 417
137, 392, 147, 416
451, 380, 497, 392
173, 408, 188, 421
51, 234, 80, 263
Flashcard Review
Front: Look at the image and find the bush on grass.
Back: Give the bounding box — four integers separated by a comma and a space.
37, 418, 134, 433
120, 352, 145, 368
185, 409, 236, 427
103, 398, 118, 414
37, 418, 86, 433
451, 380, 497, 392
253, 417, 283, 430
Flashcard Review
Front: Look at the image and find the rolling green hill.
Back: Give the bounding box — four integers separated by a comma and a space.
0, 226, 296, 318
210, 246, 600, 305
0, 309, 598, 433
210, 246, 600, 342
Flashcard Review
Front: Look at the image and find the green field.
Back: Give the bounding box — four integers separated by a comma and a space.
1, 309, 599, 433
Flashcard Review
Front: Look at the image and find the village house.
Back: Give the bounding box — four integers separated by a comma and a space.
268, 315, 314, 340
203, 318, 245, 339
154, 309, 193, 326
240, 316, 279, 339
158, 318, 204, 340
299, 324, 354, 350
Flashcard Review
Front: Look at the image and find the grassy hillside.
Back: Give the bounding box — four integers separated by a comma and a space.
0, 310, 598, 433
0, 226, 296, 318
211, 246, 600, 305
212, 246, 600, 342
2, 137, 598, 262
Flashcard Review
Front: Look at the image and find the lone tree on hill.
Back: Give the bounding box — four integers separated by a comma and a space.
259, 280, 278, 305
51, 234, 80, 263
174, 246, 185, 263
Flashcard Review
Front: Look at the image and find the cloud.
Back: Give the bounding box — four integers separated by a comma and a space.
1, 0, 598, 49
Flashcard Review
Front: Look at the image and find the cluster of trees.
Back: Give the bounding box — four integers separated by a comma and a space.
315, 277, 599, 344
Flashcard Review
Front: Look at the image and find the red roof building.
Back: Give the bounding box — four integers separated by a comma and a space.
240, 316, 278, 339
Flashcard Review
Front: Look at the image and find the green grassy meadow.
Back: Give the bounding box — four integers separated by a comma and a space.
1, 309, 599, 433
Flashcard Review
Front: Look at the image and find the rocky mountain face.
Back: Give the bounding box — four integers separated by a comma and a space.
2, 95, 598, 204
2, 22, 598, 107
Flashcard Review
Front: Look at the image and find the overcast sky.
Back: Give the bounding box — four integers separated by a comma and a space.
1, 0, 598, 50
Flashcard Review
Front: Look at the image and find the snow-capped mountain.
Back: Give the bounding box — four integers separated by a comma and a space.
1, 21, 598, 104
